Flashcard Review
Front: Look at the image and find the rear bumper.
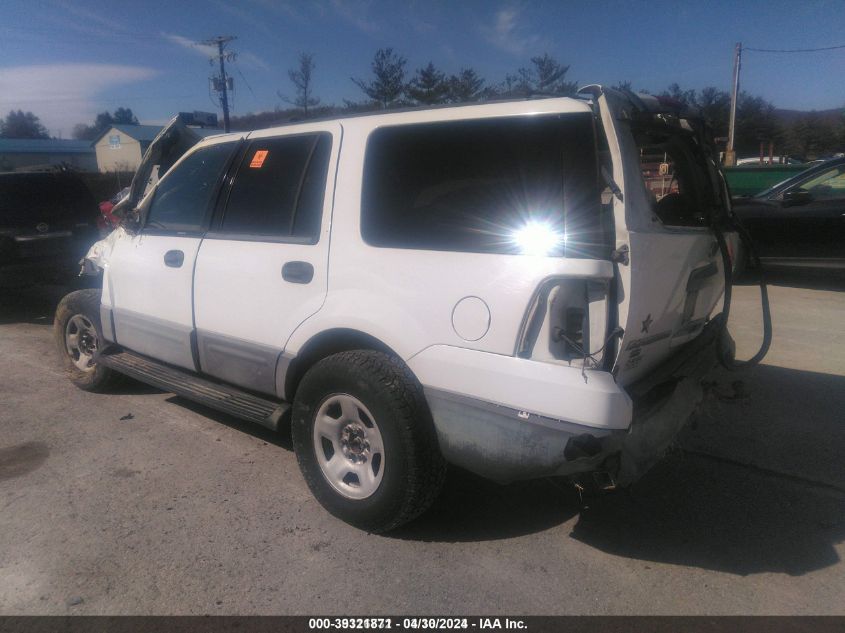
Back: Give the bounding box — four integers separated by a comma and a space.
424, 318, 729, 484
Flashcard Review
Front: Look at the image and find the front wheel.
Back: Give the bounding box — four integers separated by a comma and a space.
54, 289, 121, 392
291, 350, 446, 533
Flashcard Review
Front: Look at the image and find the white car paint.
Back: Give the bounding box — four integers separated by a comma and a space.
87, 91, 729, 465
106, 231, 202, 370
192, 123, 342, 350
407, 345, 632, 430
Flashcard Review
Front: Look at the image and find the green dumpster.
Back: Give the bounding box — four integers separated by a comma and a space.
724, 165, 807, 197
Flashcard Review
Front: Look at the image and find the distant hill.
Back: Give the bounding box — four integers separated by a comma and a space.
773, 107, 842, 125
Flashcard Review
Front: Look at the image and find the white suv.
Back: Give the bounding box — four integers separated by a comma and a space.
55, 88, 735, 532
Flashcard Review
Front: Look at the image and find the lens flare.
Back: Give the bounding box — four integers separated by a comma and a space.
511, 221, 563, 256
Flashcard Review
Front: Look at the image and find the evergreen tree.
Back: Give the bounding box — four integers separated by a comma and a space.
0, 110, 49, 139
352, 48, 408, 109
407, 62, 449, 105
447, 68, 485, 103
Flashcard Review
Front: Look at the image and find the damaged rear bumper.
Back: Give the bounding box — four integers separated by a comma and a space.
425, 318, 730, 485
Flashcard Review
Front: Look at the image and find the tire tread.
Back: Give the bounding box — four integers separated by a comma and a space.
54, 288, 122, 393
293, 350, 446, 532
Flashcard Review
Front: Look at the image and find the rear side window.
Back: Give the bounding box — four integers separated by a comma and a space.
361, 114, 605, 257
146, 142, 235, 232
220, 133, 331, 242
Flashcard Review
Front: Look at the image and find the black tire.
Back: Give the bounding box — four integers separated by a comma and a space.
54, 289, 121, 392
291, 350, 446, 533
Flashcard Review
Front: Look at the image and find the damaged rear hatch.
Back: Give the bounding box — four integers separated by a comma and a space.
585, 86, 734, 386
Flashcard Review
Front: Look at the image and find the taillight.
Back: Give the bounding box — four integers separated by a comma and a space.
516, 278, 610, 368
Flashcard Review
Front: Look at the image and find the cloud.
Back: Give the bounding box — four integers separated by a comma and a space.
162, 33, 218, 58
480, 7, 543, 55
330, 0, 379, 34
248, 0, 304, 21
237, 51, 270, 72
163, 33, 269, 71
0, 64, 158, 137
210, 0, 273, 36
54, 0, 128, 33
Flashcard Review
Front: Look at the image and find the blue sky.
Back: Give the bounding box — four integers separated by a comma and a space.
1, 0, 843, 137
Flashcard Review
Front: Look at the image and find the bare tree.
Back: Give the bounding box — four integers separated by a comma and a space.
280, 52, 320, 117
352, 48, 407, 109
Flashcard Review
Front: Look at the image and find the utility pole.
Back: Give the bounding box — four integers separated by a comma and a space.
202, 36, 236, 132
725, 42, 742, 166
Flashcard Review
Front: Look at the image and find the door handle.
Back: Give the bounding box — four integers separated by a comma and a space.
282, 261, 314, 284
164, 250, 184, 268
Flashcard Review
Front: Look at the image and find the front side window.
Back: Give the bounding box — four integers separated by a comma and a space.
220, 133, 331, 241
361, 114, 605, 257
146, 142, 235, 232
795, 165, 845, 200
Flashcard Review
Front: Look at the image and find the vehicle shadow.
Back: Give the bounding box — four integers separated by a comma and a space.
737, 266, 845, 292
170, 394, 583, 541
396, 364, 845, 576
569, 450, 844, 577
165, 395, 293, 451
571, 363, 845, 577
392, 468, 581, 542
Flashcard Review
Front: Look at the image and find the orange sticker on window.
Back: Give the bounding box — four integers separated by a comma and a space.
249, 150, 268, 168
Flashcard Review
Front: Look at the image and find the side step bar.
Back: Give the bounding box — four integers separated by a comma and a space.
98, 348, 289, 431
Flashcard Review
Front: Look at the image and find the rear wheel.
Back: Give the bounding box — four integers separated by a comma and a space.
291, 350, 446, 533
54, 289, 121, 392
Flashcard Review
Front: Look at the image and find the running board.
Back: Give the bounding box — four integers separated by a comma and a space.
98, 349, 289, 431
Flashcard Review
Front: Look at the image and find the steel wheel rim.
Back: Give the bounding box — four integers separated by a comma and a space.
65, 314, 98, 372
312, 393, 385, 500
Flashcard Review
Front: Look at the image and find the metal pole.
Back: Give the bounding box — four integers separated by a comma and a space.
726, 42, 742, 166
216, 39, 231, 133
202, 36, 235, 132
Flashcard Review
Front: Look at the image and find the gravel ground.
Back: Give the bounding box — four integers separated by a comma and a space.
0, 271, 843, 615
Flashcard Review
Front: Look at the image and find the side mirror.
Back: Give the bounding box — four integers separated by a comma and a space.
112, 198, 142, 233
783, 189, 813, 206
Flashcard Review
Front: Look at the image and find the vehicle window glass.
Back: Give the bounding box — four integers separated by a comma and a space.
634, 132, 712, 227
293, 134, 332, 240
146, 143, 234, 231
221, 133, 331, 240
798, 166, 845, 200
361, 114, 605, 257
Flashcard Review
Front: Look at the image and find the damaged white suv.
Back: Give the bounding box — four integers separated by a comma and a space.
55, 87, 738, 532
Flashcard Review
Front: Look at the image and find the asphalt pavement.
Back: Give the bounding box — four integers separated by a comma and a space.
0, 271, 843, 615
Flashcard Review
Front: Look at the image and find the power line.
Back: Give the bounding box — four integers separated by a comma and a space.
745, 43, 845, 53
232, 62, 257, 100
